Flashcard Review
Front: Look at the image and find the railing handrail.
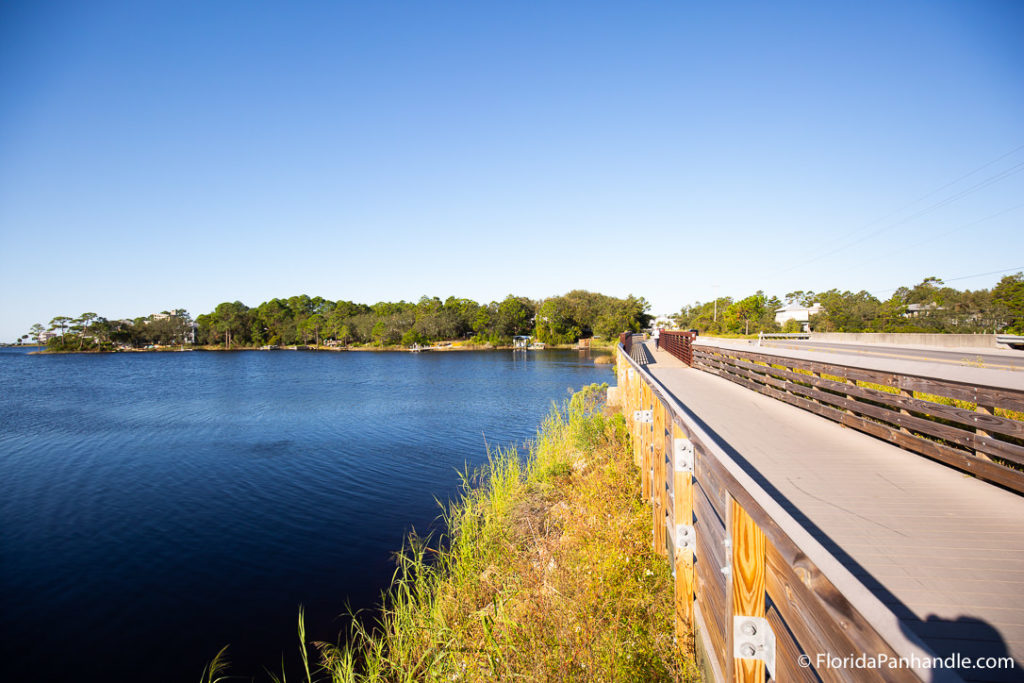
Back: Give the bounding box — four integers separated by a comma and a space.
691, 339, 1024, 493
617, 342, 950, 681
697, 338, 1024, 399
659, 329, 695, 366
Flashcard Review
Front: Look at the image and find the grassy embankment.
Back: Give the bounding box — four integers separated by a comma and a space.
208, 384, 697, 682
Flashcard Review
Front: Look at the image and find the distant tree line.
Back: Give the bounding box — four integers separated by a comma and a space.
26, 290, 652, 351
22, 310, 196, 352
672, 273, 1024, 335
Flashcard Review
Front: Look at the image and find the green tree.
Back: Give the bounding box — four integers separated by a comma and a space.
993, 272, 1024, 334
49, 315, 72, 345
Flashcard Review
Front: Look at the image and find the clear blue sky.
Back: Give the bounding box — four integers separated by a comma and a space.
2, 0, 1022, 341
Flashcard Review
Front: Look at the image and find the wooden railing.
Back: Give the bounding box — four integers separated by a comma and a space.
619, 331, 635, 355
692, 343, 1024, 495
659, 330, 696, 366
616, 342, 946, 683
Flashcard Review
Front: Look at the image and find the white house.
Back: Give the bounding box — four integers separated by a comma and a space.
651, 315, 675, 331
904, 302, 945, 318
774, 303, 824, 331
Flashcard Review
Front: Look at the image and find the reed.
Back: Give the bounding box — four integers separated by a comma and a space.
311, 383, 695, 681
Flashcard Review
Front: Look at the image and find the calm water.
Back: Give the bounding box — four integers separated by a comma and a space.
0, 347, 610, 682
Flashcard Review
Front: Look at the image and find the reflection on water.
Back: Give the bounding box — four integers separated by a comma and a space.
0, 348, 610, 682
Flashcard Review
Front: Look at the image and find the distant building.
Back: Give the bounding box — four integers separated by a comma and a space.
904, 303, 945, 318
651, 315, 675, 330
774, 303, 824, 331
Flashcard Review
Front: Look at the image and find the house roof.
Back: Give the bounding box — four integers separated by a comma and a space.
776, 302, 822, 313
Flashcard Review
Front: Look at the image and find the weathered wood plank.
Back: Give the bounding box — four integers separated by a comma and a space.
710, 353, 1024, 441
764, 543, 877, 683
694, 346, 897, 386
695, 526, 728, 677
700, 448, 936, 674
695, 344, 1024, 413
695, 448, 729, 523
700, 360, 1024, 493
723, 360, 1024, 466
765, 602, 822, 683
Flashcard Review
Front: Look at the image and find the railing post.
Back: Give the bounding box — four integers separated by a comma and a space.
673, 425, 695, 639
975, 403, 995, 461
899, 387, 913, 434
726, 497, 767, 683
653, 397, 665, 554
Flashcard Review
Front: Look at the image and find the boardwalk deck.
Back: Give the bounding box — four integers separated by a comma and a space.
640, 341, 1024, 681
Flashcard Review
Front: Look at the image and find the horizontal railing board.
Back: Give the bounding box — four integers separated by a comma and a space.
705, 352, 1024, 441
696, 339, 1024, 407
695, 525, 728, 675
693, 347, 1024, 492
695, 355, 1024, 494
765, 602, 824, 683
694, 352, 1024, 467
765, 544, 891, 683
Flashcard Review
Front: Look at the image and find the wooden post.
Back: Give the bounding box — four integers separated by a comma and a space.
976, 403, 995, 462
899, 388, 913, 434
673, 424, 695, 638
638, 382, 647, 500
727, 498, 766, 683
659, 402, 671, 558
653, 397, 665, 554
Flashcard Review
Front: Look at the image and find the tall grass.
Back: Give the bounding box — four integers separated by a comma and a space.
304, 383, 694, 681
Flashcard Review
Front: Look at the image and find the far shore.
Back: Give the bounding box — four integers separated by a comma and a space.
26, 341, 617, 356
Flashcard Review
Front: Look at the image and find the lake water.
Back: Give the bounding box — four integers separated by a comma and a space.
0, 347, 611, 682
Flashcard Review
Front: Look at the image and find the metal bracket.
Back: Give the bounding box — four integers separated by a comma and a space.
675, 524, 695, 552
633, 410, 653, 423
674, 438, 694, 472
720, 536, 733, 576
733, 616, 776, 678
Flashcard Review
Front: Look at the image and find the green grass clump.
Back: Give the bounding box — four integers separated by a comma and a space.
305, 383, 694, 682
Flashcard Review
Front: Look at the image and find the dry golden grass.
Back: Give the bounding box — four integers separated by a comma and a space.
306, 385, 697, 682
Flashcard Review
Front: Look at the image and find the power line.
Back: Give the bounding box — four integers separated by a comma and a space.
775, 159, 1024, 275
868, 265, 1024, 296
789, 142, 1024, 259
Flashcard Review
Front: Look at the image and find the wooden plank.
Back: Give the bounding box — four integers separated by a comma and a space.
734, 364, 1024, 466
696, 343, 1024, 412
706, 353, 1024, 452
711, 353, 1024, 441
765, 602, 822, 683
695, 485, 727, 572
700, 359, 1024, 493
695, 448, 729, 523
728, 498, 766, 683
695, 522, 728, 677
696, 344, 1024, 414
700, 450, 934, 675
694, 346, 898, 386
764, 542, 878, 683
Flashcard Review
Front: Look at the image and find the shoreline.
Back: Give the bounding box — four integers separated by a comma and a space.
27, 342, 617, 356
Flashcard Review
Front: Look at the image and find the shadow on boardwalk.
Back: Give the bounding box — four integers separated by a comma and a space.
640, 342, 1023, 682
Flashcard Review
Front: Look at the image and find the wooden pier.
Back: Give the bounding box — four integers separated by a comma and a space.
617, 333, 1024, 682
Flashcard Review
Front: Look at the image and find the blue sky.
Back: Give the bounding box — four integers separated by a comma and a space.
1, 1, 1022, 340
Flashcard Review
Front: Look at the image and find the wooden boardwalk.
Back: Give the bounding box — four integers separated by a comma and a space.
641, 340, 1024, 681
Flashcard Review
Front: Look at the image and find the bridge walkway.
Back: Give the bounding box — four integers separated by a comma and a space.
640, 341, 1024, 679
